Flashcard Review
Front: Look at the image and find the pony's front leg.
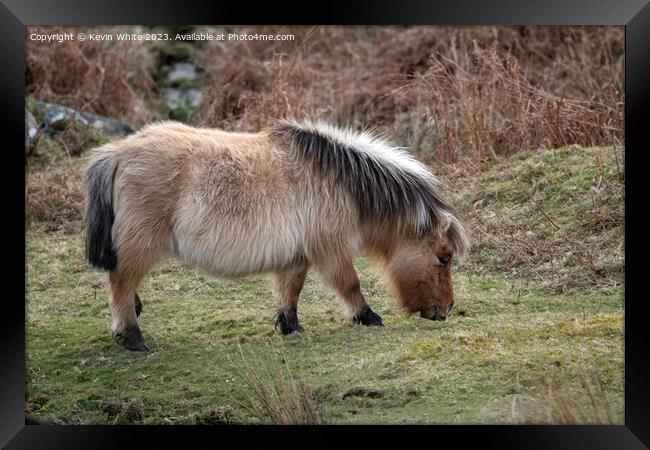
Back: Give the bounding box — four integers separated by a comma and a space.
274, 264, 309, 335
319, 259, 384, 327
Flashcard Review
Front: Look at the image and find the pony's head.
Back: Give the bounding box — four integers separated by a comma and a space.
385, 215, 469, 321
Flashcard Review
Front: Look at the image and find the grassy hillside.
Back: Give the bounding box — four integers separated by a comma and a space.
26, 144, 623, 425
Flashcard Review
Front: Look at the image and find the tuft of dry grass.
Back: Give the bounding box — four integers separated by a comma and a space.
511, 363, 615, 424
406, 41, 622, 165
228, 341, 328, 425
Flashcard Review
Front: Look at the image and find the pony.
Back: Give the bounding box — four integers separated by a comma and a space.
84, 119, 470, 351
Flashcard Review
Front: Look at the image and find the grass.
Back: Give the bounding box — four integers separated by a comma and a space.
447, 144, 624, 296
25, 144, 624, 425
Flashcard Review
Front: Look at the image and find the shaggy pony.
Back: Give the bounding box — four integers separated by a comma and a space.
84, 119, 469, 351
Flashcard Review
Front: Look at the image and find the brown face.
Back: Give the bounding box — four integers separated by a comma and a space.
386, 233, 456, 321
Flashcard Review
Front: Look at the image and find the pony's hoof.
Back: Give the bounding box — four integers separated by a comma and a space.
353, 306, 384, 327
285, 327, 304, 336
115, 327, 150, 352
275, 310, 304, 335
129, 340, 150, 352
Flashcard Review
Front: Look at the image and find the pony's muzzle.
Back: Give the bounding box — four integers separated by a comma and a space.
420, 305, 452, 321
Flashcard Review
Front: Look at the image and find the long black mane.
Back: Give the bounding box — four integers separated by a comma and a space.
274, 120, 459, 239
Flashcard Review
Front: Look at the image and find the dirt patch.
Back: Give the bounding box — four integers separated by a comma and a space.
194, 406, 241, 425
102, 399, 144, 424
341, 388, 384, 400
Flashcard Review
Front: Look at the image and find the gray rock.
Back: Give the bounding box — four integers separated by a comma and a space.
164, 62, 199, 83
25, 109, 39, 149
32, 100, 135, 136
32, 101, 84, 132
82, 113, 136, 136
161, 88, 203, 110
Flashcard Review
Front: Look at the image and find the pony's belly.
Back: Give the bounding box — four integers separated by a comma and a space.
170, 220, 303, 278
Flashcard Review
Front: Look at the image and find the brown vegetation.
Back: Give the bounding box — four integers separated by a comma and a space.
26, 164, 84, 233
195, 26, 623, 168
26, 25, 623, 169
26, 26, 157, 125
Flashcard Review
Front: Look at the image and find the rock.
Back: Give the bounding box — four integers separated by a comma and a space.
25, 109, 40, 153
82, 113, 136, 136
163, 62, 199, 83
161, 88, 203, 110
32, 100, 135, 137
156, 59, 203, 121
32, 101, 83, 133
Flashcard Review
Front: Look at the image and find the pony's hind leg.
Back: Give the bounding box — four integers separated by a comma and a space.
107, 229, 162, 351
318, 257, 384, 327
108, 268, 150, 352
274, 263, 309, 335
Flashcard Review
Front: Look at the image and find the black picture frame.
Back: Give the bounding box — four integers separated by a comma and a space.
4, 0, 649, 447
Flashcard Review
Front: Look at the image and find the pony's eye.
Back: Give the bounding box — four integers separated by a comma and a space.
438, 255, 451, 265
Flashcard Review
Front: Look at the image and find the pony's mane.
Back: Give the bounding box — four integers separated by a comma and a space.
272, 119, 470, 259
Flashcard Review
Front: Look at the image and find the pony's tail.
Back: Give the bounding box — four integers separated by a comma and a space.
84, 147, 119, 271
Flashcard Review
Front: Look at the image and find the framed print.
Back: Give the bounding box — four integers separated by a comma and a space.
2, 0, 649, 448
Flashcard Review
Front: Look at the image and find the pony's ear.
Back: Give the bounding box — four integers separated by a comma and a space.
415, 209, 458, 241
416, 210, 453, 240
439, 212, 453, 233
